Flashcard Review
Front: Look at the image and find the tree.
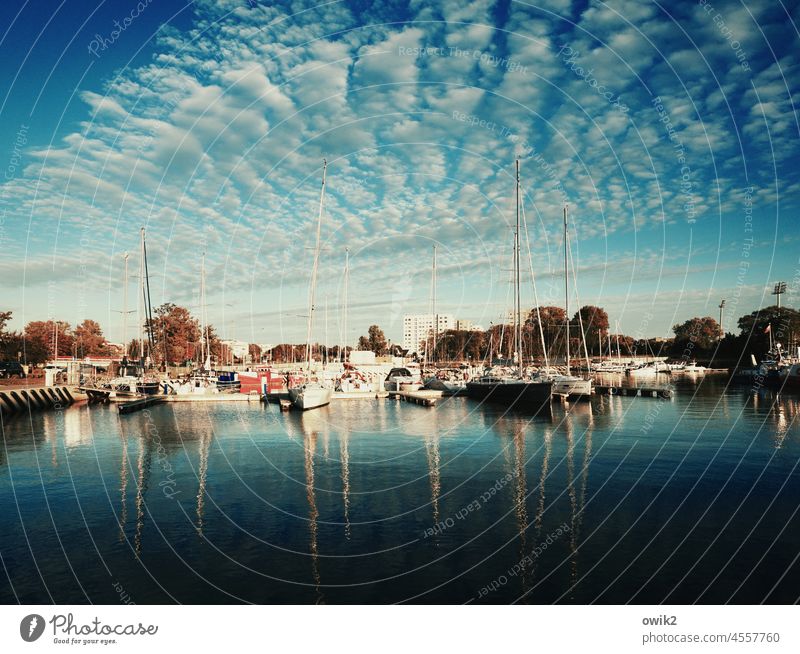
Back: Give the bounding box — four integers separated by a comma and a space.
358, 325, 387, 355
270, 343, 303, 363
0, 313, 45, 363
147, 303, 201, 365
525, 306, 567, 360
24, 320, 73, 358
737, 305, 800, 357
248, 343, 262, 363
432, 329, 484, 362
671, 317, 722, 354
73, 319, 107, 357
0, 311, 11, 334
573, 305, 609, 355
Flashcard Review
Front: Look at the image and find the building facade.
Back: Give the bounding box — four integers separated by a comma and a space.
402, 314, 455, 353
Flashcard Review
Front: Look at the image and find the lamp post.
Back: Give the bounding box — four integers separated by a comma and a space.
772, 282, 786, 312
718, 299, 726, 340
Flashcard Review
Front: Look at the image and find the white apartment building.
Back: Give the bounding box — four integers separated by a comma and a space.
402, 314, 455, 353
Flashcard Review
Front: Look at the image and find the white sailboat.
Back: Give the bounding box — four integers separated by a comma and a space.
550, 205, 592, 398
289, 160, 333, 411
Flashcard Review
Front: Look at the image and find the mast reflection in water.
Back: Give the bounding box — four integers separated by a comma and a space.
0, 378, 798, 604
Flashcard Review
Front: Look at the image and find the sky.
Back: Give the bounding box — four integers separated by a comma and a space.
1, 0, 799, 348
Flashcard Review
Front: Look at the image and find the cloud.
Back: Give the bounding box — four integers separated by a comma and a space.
0, 0, 797, 342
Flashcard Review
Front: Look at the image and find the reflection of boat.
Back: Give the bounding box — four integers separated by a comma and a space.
300, 415, 325, 603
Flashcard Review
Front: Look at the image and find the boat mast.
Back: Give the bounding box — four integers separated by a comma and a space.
342, 254, 347, 364
432, 244, 437, 364
139, 228, 146, 368
122, 252, 129, 356
615, 320, 621, 359
515, 158, 522, 377
564, 204, 570, 376
305, 159, 327, 372
200, 252, 207, 369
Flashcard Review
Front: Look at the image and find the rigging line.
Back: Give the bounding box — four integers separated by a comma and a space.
520, 197, 549, 369
566, 217, 592, 369
500, 227, 517, 363
142, 233, 156, 351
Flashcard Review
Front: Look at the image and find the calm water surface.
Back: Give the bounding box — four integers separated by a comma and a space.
1, 377, 799, 604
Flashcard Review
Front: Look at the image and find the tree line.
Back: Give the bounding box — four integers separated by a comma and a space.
3, 302, 796, 367
352, 304, 800, 366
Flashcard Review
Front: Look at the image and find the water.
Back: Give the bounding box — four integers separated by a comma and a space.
1, 377, 799, 604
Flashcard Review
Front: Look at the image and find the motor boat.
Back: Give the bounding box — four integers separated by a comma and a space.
288, 382, 332, 410
385, 367, 422, 392
550, 374, 593, 398
682, 362, 707, 373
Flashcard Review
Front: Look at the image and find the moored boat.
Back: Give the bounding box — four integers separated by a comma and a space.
289, 382, 332, 410
466, 376, 552, 413
290, 159, 333, 411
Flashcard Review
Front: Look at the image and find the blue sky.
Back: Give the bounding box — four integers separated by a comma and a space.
1, 0, 798, 347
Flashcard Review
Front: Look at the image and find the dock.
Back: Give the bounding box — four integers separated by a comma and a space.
118, 396, 166, 414
594, 384, 672, 398
390, 389, 443, 407
332, 389, 389, 400
163, 392, 261, 402
80, 387, 112, 403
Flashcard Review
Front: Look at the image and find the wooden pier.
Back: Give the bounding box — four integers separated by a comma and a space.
0, 385, 78, 417
390, 389, 443, 407
594, 384, 672, 398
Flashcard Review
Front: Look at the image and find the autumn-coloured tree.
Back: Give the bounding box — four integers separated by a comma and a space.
572, 305, 609, 355
248, 343, 262, 363
24, 320, 73, 358
0, 312, 45, 362
270, 343, 303, 363
147, 303, 201, 365
73, 319, 108, 357
430, 329, 484, 362
525, 306, 567, 359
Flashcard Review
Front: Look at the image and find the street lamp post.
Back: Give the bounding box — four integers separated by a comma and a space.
718, 299, 726, 340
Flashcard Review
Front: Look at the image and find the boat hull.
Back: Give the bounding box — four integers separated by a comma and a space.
288, 385, 332, 410
466, 379, 552, 414
552, 376, 593, 398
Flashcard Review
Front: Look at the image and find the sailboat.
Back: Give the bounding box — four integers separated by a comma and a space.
105, 228, 160, 396
550, 205, 592, 398
289, 160, 333, 411
466, 159, 552, 412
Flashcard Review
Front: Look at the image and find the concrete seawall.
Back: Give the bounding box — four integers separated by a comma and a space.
0, 386, 79, 417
